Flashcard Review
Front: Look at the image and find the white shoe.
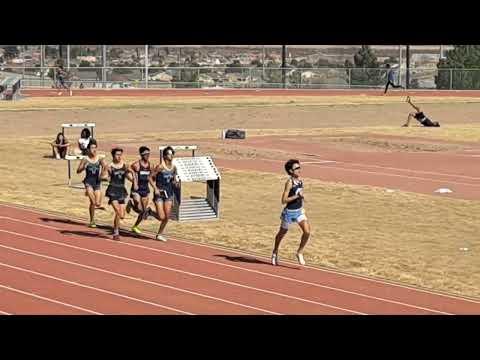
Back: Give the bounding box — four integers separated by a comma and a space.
271, 253, 278, 266
296, 253, 306, 266
156, 234, 167, 242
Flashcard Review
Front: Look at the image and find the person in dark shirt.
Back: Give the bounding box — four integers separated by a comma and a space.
403, 96, 440, 127
271, 159, 311, 267
51, 132, 70, 159
384, 64, 403, 94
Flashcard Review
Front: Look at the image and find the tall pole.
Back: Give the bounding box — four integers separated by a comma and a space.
40, 44, 45, 85
145, 44, 149, 89
262, 45, 265, 85
398, 45, 402, 86
67, 45, 70, 69
281, 45, 286, 88
102, 45, 107, 84
406, 45, 410, 89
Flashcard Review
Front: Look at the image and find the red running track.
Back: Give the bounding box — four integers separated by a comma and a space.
21, 88, 480, 98
0, 203, 479, 315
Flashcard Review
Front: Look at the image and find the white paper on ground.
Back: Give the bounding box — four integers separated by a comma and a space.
435, 188, 453, 194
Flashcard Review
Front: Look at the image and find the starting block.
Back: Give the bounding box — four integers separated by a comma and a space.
158, 145, 220, 221
65, 154, 105, 189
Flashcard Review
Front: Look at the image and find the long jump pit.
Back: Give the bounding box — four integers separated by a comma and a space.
1, 87, 480, 312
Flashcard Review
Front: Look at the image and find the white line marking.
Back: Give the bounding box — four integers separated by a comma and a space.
23, 218, 449, 313
219, 155, 480, 186
0, 216, 446, 313
323, 160, 480, 181
2, 203, 479, 305
0, 230, 359, 315
0, 284, 101, 315
315, 164, 480, 188
0, 233, 280, 315
0, 262, 193, 315
302, 160, 337, 164
238, 148, 480, 181
0, 310, 11, 315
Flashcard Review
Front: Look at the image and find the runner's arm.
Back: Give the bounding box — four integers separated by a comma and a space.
100, 159, 110, 180
149, 165, 160, 195
129, 161, 139, 190
76, 159, 86, 174
125, 163, 135, 183
281, 180, 300, 204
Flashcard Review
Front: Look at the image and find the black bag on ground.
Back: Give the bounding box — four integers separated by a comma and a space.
223, 129, 246, 139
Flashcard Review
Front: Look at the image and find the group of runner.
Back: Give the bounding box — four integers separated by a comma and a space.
76, 140, 179, 242
73, 137, 310, 266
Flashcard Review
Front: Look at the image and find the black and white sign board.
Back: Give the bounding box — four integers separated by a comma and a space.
173, 156, 221, 182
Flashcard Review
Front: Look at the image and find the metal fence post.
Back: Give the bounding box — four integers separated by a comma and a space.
102, 45, 107, 84
450, 69, 453, 90
348, 68, 351, 88
67, 45, 70, 70
145, 45, 149, 89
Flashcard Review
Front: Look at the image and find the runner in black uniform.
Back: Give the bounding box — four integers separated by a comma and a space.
403, 96, 440, 127
271, 159, 311, 266
127, 146, 152, 235
105, 148, 133, 240
76, 139, 108, 228
149, 146, 179, 242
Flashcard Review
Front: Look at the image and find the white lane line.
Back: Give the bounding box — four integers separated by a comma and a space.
0, 230, 360, 315
0, 284, 101, 315
0, 216, 445, 313
302, 161, 337, 164
2, 203, 479, 305
0, 261, 193, 315
0, 233, 280, 315
314, 164, 480, 188
317, 160, 480, 182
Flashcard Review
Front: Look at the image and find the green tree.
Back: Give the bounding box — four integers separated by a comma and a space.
347, 45, 383, 87
435, 45, 480, 89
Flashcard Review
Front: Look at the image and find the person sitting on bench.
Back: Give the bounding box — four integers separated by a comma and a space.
403, 96, 440, 127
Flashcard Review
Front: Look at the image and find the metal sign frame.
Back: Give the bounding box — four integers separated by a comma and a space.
158, 145, 220, 221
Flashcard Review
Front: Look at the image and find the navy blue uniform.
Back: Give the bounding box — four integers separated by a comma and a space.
280, 178, 307, 229
154, 165, 175, 203
83, 158, 102, 191
131, 161, 151, 198
106, 164, 128, 204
